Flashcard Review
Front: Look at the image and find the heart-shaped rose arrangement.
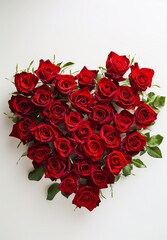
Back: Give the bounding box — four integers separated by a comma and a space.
8, 51, 165, 211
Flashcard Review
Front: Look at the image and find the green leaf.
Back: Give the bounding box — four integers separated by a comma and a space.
28, 166, 45, 181
57, 61, 63, 67
132, 159, 146, 168
122, 164, 133, 176
147, 134, 163, 147
16, 64, 19, 74
146, 146, 162, 158
61, 192, 70, 199
144, 132, 150, 141
27, 60, 34, 72
96, 73, 103, 82
62, 62, 74, 68
140, 149, 146, 156
114, 174, 121, 182
47, 183, 60, 200
153, 96, 165, 108
12, 116, 20, 123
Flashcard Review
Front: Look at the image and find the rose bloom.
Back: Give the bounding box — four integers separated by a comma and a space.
89, 104, 114, 125
15, 72, 38, 94
59, 171, 78, 195
27, 142, 50, 163
90, 168, 115, 188
76, 66, 98, 90
31, 85, 54, 107
105, 51, 130, 81
114, 110, 133, 133
74, 158, 92, 177
54, 74, 76, 95
54, 137, 74, 158
100, 124, 120, 149
65, 111, 82, 132
72, 120, 93, 143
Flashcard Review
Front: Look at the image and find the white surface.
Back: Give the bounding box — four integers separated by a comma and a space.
0, 0, 167, 239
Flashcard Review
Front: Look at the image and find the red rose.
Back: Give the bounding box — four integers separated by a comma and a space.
31, 123, 61, 142
130, 63, 154, 91
82, 134, 104, 161
105, 51, 130, 81
15, 72, 38, 94
59, 171, 78, 195
91, 168, 114, 188
69, 88, 95, 113
72, 185, 100, 211
35, 59, 60, 83
42, 100, 69, 124
114, 86, 140, 109
65, 111, 82, 132
134, 102, 157, 129
27, 142, 50, 163
105, 150, 129, 175
55, 74, 76, 95
74, 159, 92, 177
76, 66, 98, 90
31, 85, 54, 107
100, 124, 120, 149
123, 131, 146, 155
73, 121, 93, 143
54, 137, 74, 158
89, 104, 114, 125
9, 117, 36, 142
8, 95, 34, 116
95, 77, 118, 103
114, 110, 133, 133
45, 155, 71, 179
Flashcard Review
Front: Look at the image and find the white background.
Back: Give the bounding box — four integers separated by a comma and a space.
0, 0, 167, 239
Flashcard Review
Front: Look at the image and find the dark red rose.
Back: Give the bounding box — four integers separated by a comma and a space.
31, 123, 61, 142
95, 77, 118, 103
100, 124, 120, 149
15, 72, 38, 94
45, 155, 71, 179
31, 85, 54, 107
114, 110, 133, 133
105, 51, 130, 81
69, 88, 95, 113
27, 142, 50, 163
105, 150, 130, 175
59, 171, 78, 195
114, 86, 140, 109
76, 66, 98, 90
72, 185, 100, 211
53, 74, 76, 95
35, 59, 60, 83
91, 168, 114, 188
42, 100, 69, 124
134, 102, 157, 129
82, 134, 104, 161
130, 63, 154, 91
65, 111, 82, 132
89, 104, 114, 125
73, 121, 93, 143
9, 117, 36, 142
74, 159, 92, 177
123, 131, 146, 155
54, 137, 74, 158
8, 95, 34, 116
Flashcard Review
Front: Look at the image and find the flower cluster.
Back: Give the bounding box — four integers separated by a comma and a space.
8, 52, 165, 211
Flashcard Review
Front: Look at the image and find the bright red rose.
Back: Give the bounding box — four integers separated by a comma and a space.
76, 66, 98, 90
74, 159, 92, 177
114, 86, 140, 109
105, 150, 130, 175
72, 185, 100, 211
31, 85, 54, 107
15, 72, 38, 94
130, 63, 154, 91
82, 134, 104, 161
91, 168, 114, 188
134, 102, 157, 129
27, 142, 50, 163
54, 137, 74, 158
72, 121, 93, 143
42, 100, 69, 124
31, 123, 61, 142
59, 171, 78, 195
89, 104, 114, 125
9, 117, 36, 142
8, 95, 34, 116
35, 59, 60, 83
65, 111, 82, 132
114, 110, 133, 133
100, 124, 120, 149
123, 131, 146, 155
55, 74, 76, 94
69, 88, 95, 113
95, 77, 118, 103
45, 155, 71, 179
105, 51, 130, 81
